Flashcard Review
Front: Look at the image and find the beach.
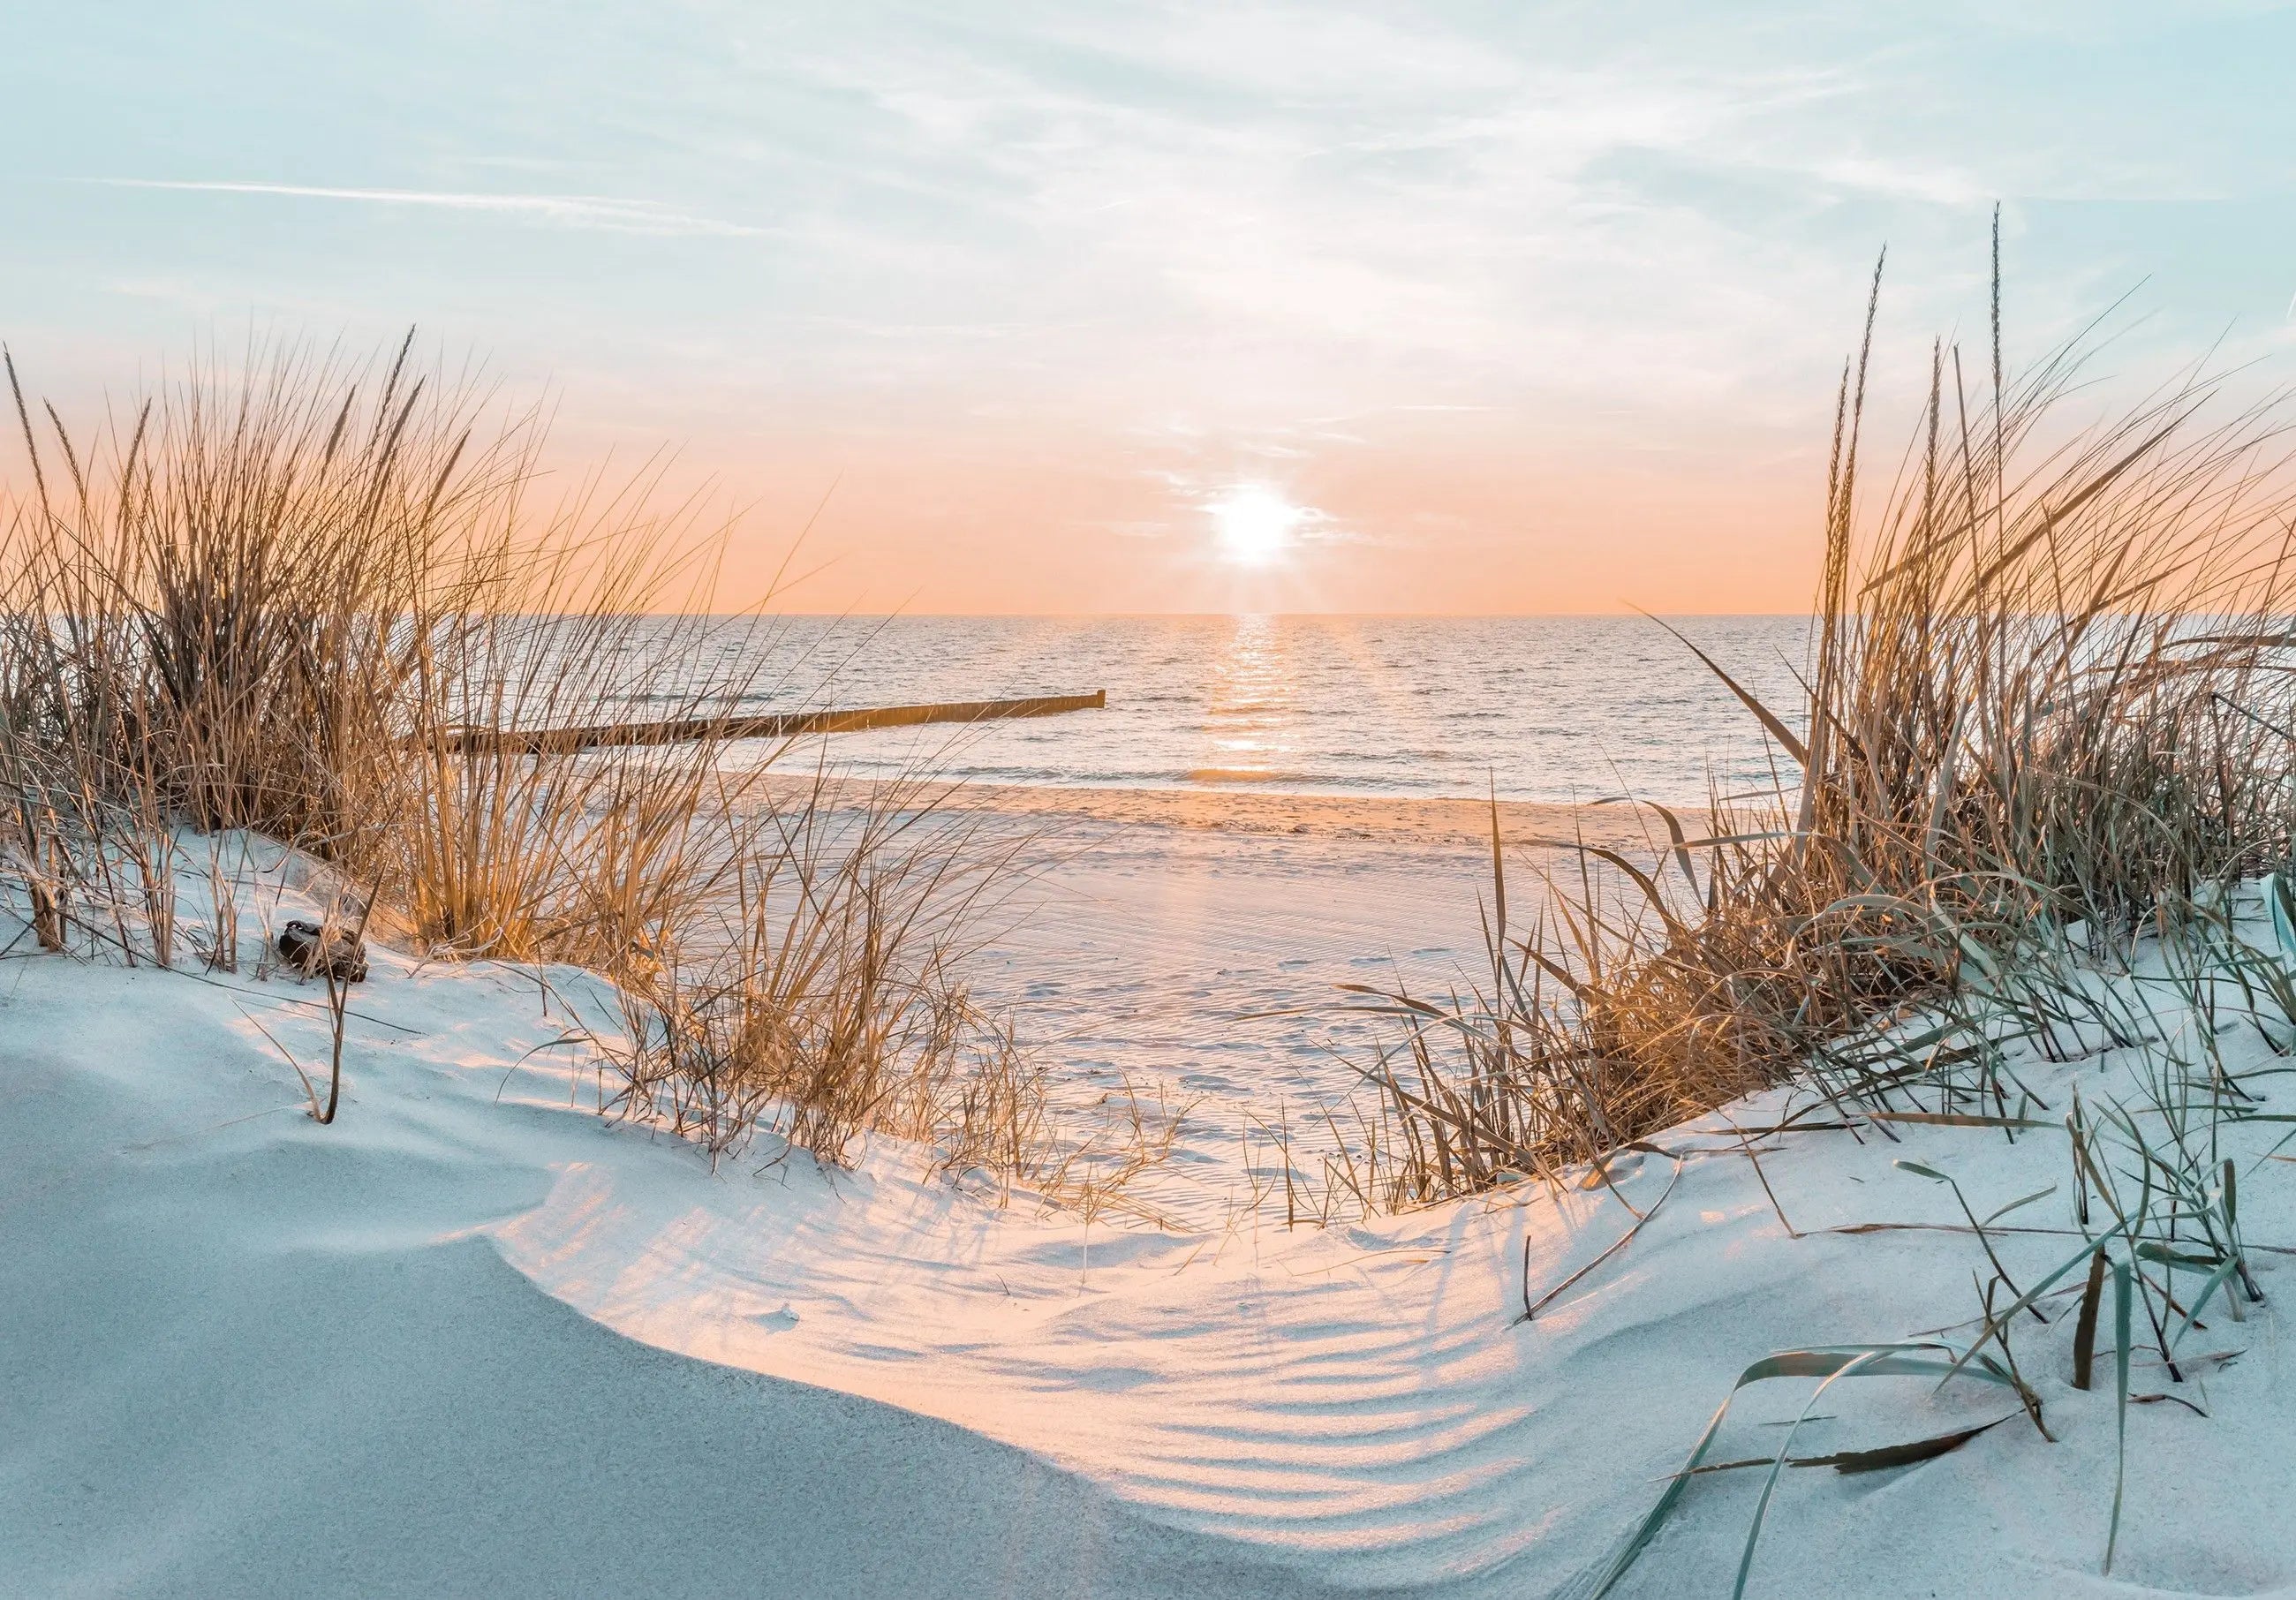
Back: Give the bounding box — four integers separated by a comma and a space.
765, 779, 1699, 1229
7, 74, 2290, 1595
9, 827, 2296, 1596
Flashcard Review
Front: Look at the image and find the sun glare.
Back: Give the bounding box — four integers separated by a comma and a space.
1209, 486, 1303, 566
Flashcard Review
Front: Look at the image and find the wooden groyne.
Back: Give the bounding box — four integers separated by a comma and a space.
433, 690, 1107, 757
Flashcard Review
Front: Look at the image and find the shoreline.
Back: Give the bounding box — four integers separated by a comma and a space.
759, 773, 1711, 852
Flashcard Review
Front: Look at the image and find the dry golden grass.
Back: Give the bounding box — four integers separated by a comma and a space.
0, 335, 1083, 1189
573, 768, 1019, 1161
1347, 250, 2296, 1208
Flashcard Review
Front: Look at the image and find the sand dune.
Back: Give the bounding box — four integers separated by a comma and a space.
9, 842, 2296, 1597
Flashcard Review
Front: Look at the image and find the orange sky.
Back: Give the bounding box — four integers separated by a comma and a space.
11, 5, 2291, 614
579, 408, 1831, 616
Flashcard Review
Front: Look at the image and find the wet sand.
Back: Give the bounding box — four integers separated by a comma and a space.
763, 774, 1705, 852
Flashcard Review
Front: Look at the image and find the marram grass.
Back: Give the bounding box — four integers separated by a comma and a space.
0, 335, 1114, 1190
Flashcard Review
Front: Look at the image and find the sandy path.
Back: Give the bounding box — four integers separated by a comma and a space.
737, 777, 1715, 1227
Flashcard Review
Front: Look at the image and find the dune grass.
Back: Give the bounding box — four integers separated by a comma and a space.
567, 764, 1020, 1165
1341, 246, 2296, 1211
1325, 238, 2296, 1589
0, 335, 1073, 1186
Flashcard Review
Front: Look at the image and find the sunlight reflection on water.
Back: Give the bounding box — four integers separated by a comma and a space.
624, 615, 1816, 1204
620, 614, 1813, 805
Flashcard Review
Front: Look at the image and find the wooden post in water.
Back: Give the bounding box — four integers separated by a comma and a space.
433, 690, 1107, 757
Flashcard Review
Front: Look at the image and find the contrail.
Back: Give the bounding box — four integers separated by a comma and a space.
83, 178, 765, 238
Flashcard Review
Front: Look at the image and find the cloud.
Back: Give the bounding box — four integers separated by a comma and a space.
761, 17, 1937, 425
82, 179, 766, 238
35, 3, 2274, 471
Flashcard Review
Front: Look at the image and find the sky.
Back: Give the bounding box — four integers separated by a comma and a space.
4, 2, 2294, 614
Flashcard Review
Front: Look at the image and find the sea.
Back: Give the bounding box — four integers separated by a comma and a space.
693, 614, 1812, 806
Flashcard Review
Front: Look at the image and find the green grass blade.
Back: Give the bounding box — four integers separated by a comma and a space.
2106, 1258, 2132, 1574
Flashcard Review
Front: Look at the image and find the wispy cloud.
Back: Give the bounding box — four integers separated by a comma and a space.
83, 179, 766, 238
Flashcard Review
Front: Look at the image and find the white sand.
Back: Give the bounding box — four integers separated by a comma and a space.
916, 781, 1682, 1228
6, 819, 2296, 1597
0, 912, 1340, 1596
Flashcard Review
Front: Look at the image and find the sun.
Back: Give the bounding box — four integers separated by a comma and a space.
1208, 486, 1303, 566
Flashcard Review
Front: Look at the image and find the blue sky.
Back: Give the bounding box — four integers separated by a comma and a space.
5, 3, 2292, 610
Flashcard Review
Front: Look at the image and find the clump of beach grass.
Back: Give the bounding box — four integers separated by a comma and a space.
1336, 231, 2296, 1589
1581, 887, 2296, 1595
0, 334, 1072, 1189
554, 760, 1184, 1206
1343, 241, 2296, 1209
570, 766, 1018, 1163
